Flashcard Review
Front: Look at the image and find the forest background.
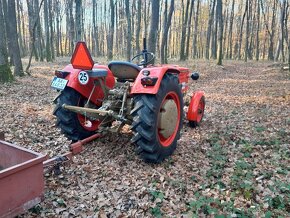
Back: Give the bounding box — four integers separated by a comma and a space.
0, 0, 290, 82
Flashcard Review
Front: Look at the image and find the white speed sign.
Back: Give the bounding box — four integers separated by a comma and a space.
78, 71, 89, 85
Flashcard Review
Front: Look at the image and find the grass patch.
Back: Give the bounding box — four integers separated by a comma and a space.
231, 158, 256, 200
255, 125, 266, 133
186, 191, 258, 217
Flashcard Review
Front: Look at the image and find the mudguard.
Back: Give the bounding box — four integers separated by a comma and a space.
187, 91, 205, 122
61, 64, 115, 105
130, 66, 189, 95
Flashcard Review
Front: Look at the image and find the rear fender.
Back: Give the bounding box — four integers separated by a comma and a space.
130, 67, 180, 94
187, 91, 205, 121
60, 64, 115, 105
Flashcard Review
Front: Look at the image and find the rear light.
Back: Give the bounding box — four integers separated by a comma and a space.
55, 70, 70, 78
141, 76, 158, 86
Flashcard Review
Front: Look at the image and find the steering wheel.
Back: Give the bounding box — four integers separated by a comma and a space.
131, 52, 155, 67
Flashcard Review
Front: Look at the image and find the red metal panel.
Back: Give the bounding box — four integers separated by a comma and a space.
0, 140, 46, 218
62, 64, 115, 105
130, 65, 189, 95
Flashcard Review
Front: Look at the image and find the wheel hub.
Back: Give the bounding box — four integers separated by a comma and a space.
158, 99, 178, 139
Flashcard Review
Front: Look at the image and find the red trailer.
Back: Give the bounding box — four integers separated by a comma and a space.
0, 139, 46, 218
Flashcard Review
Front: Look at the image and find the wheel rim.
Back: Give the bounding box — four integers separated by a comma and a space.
196, 98, 205, 123
157, 92, 181, 147
77, 97, 101, 131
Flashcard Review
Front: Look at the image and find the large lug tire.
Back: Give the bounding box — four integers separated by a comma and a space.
53, 87, 101, 141
188, 96, 205, 128
131, 74, 184, 163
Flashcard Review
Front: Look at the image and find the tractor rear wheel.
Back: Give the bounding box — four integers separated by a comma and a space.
53, 87, 101, 141
131, 74, 183, 163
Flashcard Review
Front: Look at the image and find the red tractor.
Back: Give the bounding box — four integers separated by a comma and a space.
51, 40, 205, 163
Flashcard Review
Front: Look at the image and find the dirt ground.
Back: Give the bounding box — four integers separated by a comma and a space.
0, 58, 289, 217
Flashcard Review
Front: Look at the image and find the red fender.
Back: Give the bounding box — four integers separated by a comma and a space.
62, 64, 115, 105
187, 91, 205, 122
130, 66, 182, 94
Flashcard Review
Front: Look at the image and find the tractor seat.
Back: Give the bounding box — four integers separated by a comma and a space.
108, 61, 141, 80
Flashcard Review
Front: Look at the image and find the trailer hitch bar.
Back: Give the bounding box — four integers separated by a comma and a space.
43, 133, 102, 173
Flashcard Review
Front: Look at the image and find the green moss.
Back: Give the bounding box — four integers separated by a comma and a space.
0, 64, 13, 83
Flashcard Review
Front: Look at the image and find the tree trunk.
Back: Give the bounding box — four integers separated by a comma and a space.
217, 0, 223, 65
223, 7, 228, 58
227, 0, 235, 59
25, 0, 44, 73
161, 0, 168, 63
211, 5, 218, 59
135, 0, 142, 53
285, 0, 290, 70
125, 0, 132, 61
7, 0, 23, 76
161, 0, 174, 64
75, 0, 82, 41
248, 1, 254, 60
69, 1, 75, 54
245, 0, 249, 62
269, 0, 277, 61
34, 0, 43, 62
256, 0, 260, 61
193, 0, 200, 58
261, 0, 277, 61
2, 0, 13, 65
92, 0, 99, 56
185, 0, 194, 59
148, 0, 160, 55
206, 0, 216, 59
180, 0, 190, 61
237, 2, 247, 60
107, 0, 114, 60
0, 0, 12, 82
48, 0, 54, 60
44, 0, 51, 62
56, 0, 61, 57
16, 0, 24, 57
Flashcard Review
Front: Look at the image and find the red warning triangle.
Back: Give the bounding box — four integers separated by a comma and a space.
71, 42, 94, 70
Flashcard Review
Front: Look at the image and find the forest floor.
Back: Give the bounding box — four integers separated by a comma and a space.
0, 58, 289, 217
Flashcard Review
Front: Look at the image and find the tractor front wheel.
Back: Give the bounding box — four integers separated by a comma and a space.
131, 74, 183, 163
53, 87, 101, 141
188, 96, 205, 128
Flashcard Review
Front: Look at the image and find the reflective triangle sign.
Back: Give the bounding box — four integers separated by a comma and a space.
71, 41, 94, 70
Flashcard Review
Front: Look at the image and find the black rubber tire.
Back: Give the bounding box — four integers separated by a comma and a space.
131, 74, 184, 163
188, 96, 205, 128
53, 87, 96, 141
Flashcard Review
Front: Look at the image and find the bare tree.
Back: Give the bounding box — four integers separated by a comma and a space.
107, 0, 114, 60
125, 0, 132, 61
192, 0, 200, 58
135, 0, 142, 53
75, 0, 82, 41
44, 0, 52, 61
180, 0, 190, 61
245, 0, 249, 62
161, 0, 174, 64
185, 0, 195, 59
7, 0, 23, 76
0, 0, 12, 82
25, 0, 44, 73
261, 0, 277, 61
255, 0, 260, 61
206, 0, 216, 59
148, 0, 160, 55
217, 0, 223, 65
